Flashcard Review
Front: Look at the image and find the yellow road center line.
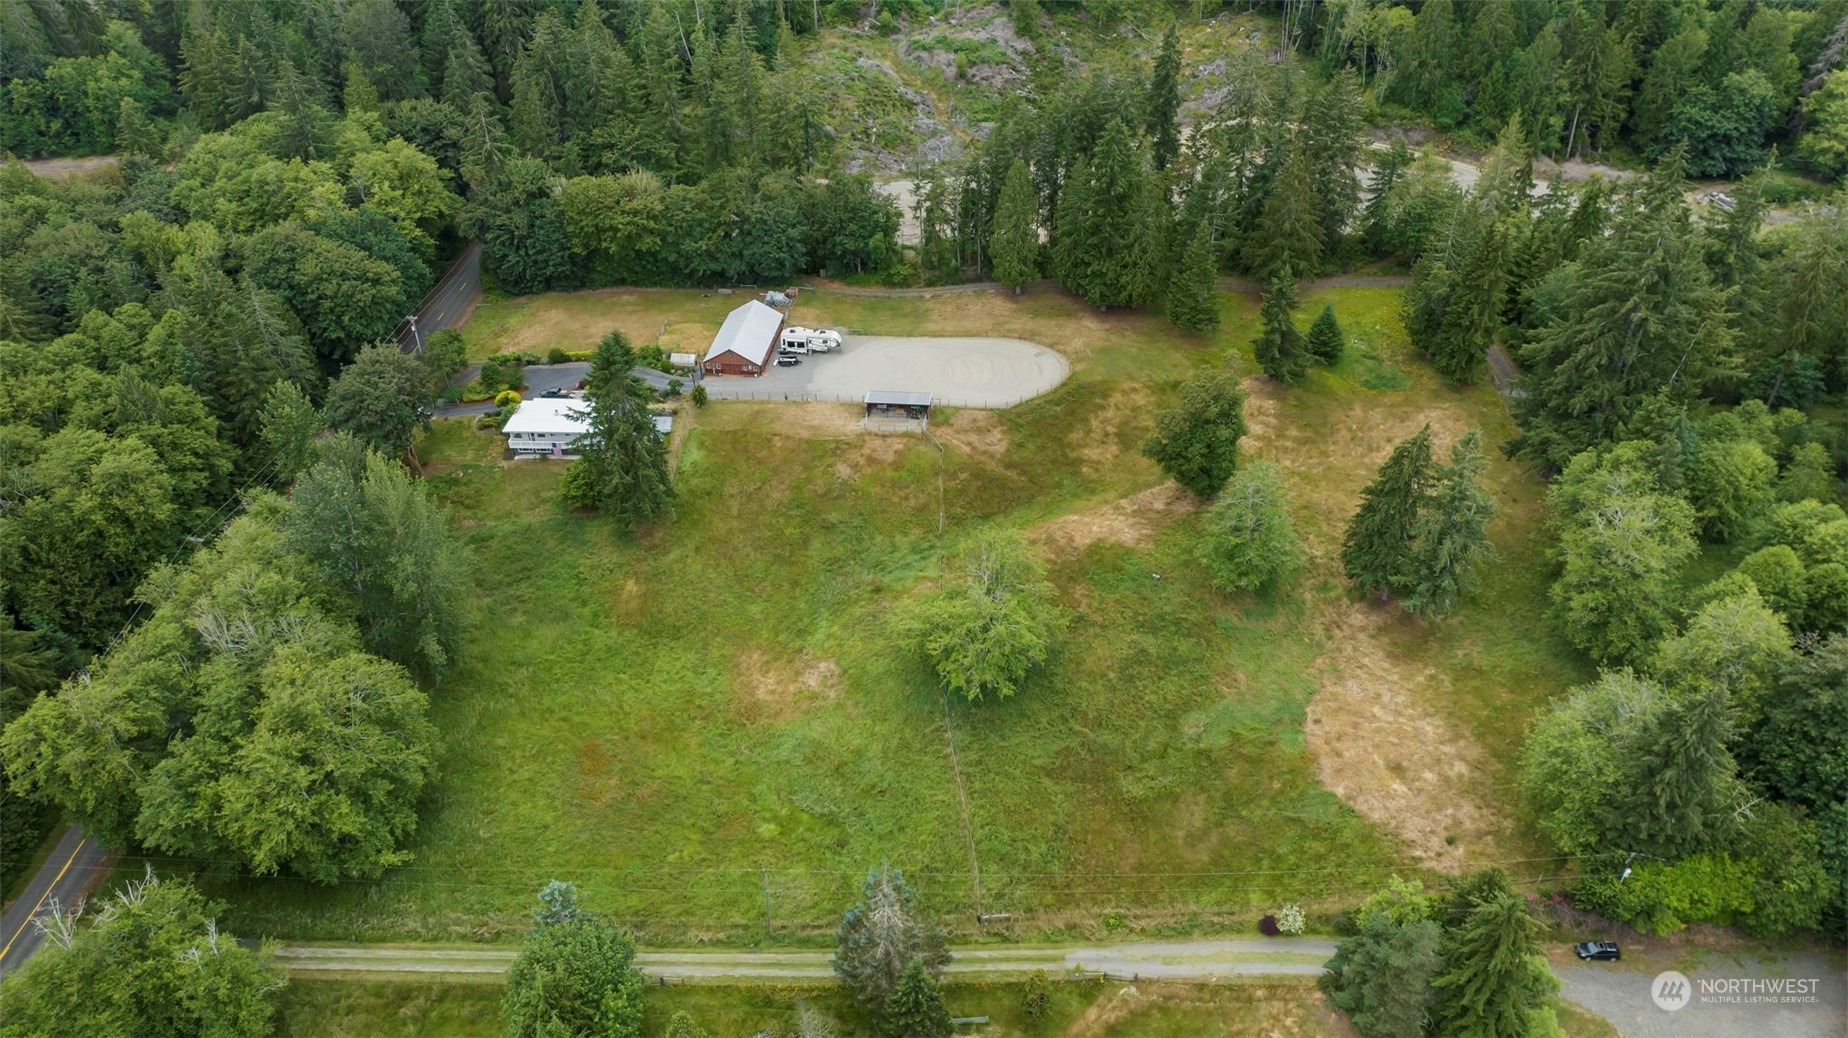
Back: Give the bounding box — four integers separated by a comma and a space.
0, 837, 88, 962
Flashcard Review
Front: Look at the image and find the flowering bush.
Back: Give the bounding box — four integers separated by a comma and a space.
1258, 914, 1280, 936
1278, 903, 1306, 935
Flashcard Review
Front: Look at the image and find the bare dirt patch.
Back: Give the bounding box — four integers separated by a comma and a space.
1031, 483, 1196, 557
1305, 600, 1512, 871
731, 650, 843, 724
834, 434, 910, 479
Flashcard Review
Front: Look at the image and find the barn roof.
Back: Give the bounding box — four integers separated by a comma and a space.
864, 390, 933, 407
705, 300, 784, 367
501, 397, 590, 436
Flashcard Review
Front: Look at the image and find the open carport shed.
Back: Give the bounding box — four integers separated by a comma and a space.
864, 390, 932, 420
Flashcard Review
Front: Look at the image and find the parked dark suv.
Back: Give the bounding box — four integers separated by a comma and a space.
1574, 941, 1621, 961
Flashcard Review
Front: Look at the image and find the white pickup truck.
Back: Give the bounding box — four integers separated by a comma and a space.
780, 327, 842, 354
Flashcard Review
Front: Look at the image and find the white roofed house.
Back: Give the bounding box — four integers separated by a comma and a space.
701, 300, 784, 377
502, 397, 591, 457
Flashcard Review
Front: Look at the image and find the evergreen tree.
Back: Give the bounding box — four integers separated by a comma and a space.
1199, 461, 1303, 593
1051, 156, 1093, 290
1322, 914, 1442, 1038
1359, 139, 1412, 256
1064, 118, 1160, 309
1166, 221, 1219, 333
1305, 304, 1344, 364
1511, 149, 1736, 470
1146, 24, 1181, 171
1241, 145, 1322, 281
1252, 269, 1311, 384
1429, 871, 1561, 1038
1399, 430, 1498, 619
1300, 69, 1367, 251
833, 866, 951, 1012
1618, 682, 1743, 858
1431, 217, 1515, 384
1143, 371, 1247, 498
881, 959, 953, 1038
989, 159, 1038, 293
560, 332, 674, 530
1341, 426, 1436, 599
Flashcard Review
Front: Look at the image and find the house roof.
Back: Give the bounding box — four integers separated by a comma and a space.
864, 390, 933, 407
705, 300, 784, 367
501, 397, 590, 436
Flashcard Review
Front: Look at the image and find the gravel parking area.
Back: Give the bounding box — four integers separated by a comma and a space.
697, 335, 1067, 408
1555, 952, 1845, 1038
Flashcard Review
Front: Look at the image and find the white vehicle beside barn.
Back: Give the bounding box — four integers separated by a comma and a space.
780, 326, 842, 354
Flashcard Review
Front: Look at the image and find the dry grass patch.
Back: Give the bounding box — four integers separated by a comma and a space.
1031, 483, 1196, 557
1305, 598, 1514, 872
1064, 982, 1358, 1038
694, 401, 866, 438
930, 407, 1008, 456
731, 650, 844, 724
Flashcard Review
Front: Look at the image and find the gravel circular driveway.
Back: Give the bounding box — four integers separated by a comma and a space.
697, 335, 1068, 408
811, 336, 1068, 406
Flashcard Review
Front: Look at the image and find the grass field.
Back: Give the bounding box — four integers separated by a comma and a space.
274, 976, 1620, 1038
272, 976, 1353, 1038
199, 281, 1586, 945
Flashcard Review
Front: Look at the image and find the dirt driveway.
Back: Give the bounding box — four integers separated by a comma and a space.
699, 335, 1068, 408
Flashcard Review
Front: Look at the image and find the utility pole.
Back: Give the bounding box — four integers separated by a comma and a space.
761, 868, 773, 936
405, 313, 423, 353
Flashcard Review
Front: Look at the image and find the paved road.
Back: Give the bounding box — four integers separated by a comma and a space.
0, 827, 111, 980
1555, 952, 1846, 1038
399, 240, 482, 351
272, 938, 1339, 982
433, 363, 678, 419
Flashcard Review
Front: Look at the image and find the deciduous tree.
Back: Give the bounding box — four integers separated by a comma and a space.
1142, 371, 1247, 498
901, 531, 1062, 701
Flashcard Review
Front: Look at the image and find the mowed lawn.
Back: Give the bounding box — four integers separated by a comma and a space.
208, 283, 1587, 943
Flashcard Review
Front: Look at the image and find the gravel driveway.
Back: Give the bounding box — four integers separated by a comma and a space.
698, 335, 1067, 408
1555, 951, 1846, 1038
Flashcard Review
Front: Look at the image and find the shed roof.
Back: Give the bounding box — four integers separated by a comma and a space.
705, 300, 784, 367
864, 390, 933, 407
501, 397, 590, 436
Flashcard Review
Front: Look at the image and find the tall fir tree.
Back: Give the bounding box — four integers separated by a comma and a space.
881, 959, 953, 1038
1146, 24, 1182, 171
1618, 681, 1741, 857
1305, 304, 1344, 364
989, 159, 1039, 292
1429, 871, 1561, 1038
1241, 145, 1323, 281
1341, 425, 1436, 598
560, 332, 674, 529
1399, 430, 1498, 619
1166, 220, 1219, 333
1300, 68, 1367, 252
1511, 148, 1736, 469
1252, 269, 1311, 384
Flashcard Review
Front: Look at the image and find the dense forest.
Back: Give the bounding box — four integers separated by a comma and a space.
0, 0, 1845, 962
